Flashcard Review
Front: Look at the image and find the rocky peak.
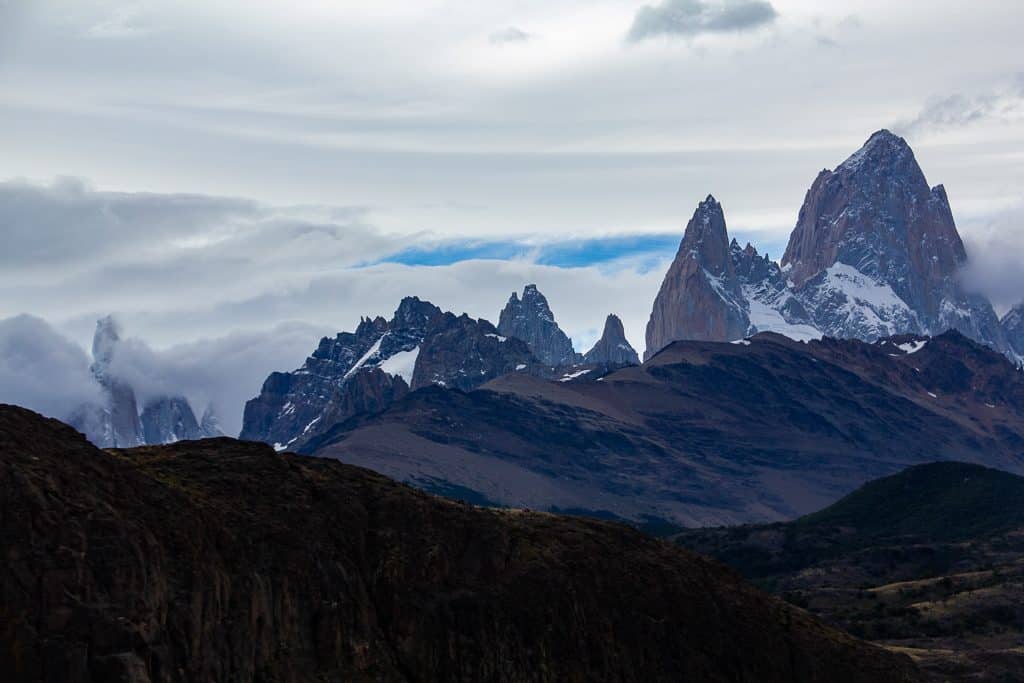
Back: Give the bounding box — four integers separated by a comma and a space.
74, 316, 145, 448
1003, 303, 1024, 360
583, 314, 640, 365
775, 130, 1009, 351
413, 313, 536, 391
644, 197, 750, 360
90, 315, 122, 378
782, 130, 965, 314
242, 296, 540, 450
681, 195, 735, 280
392, 296, 440, 330
731, 240, 780, 287
497, 284, 578, 367
199, 405, 224, 437
140, 396, 204, 445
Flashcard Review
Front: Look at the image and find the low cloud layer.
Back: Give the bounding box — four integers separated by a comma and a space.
0, 313, 328, 436
628, 0, 777, 42
0, 315, 102, 420
0, 177, 674, 351
106, 321, 331, 435
961, 204, 1024, 317
0, 178, 672, 434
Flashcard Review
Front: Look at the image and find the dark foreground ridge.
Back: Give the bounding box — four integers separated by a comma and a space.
0, 404, 919, 682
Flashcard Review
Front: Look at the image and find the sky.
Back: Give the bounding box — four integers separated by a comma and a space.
1, 0, 1022, 432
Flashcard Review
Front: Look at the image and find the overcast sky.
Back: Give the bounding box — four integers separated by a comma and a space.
1, 0, 1022, 430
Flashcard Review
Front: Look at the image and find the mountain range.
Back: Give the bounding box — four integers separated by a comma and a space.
302, 328, 1024, 526
240, 289, 638, 452
223, 129, 1024, 528
646, 130, 1016, 359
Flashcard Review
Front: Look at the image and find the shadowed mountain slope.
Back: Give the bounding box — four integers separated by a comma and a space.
306, 330, 1024, 527
675, 462, 1024, 681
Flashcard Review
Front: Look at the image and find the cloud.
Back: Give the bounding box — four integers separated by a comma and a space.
489, 26, 532, 44
627, 0, 777, 42
897, 75, 1024, 136
105, 321, 329, 436
86, 4, 152, 39
0, 177, 403, 341
0, 315, 102, 420
960, 203, 1024, 316
0, 311, 327, 436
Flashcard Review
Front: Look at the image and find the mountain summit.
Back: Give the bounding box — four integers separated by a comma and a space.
644, 132, 1009, 358
241, 297, 537, 450
583, 314, 639, 365
497, 284, 579, 366
645, 195, 749, 359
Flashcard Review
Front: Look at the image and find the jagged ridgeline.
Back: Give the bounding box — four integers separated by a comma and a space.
241, 291, 639, 451
645, 130, 1013, 360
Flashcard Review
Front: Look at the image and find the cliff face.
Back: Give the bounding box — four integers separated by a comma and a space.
781, 130, 1006, 348
0, 404, 920, 683
497, 285, 579, 367
644, 196, 749, 359
1004, 303, 1024, 361
241, 297, 537, 450
644, 132, 1008, 356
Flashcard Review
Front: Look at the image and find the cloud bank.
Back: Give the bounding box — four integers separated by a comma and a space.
961, 203, 1024, 317
0, 315, 102, 420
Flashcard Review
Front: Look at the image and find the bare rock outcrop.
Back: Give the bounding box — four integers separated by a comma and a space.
497, 284, 579, 367
644, 195, 749, 359
583, 314, 639, 365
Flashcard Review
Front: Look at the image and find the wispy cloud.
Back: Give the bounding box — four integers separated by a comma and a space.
960, 201, 1024, 316
896, 75, 1024, 136
489, 26, 532, 44
86, 4, 152, 39
627, 0, 777, 42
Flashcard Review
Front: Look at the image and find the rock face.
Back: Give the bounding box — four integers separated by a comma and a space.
67, 317, 220, 447
583, 314, 640, 365
309, 330, 1024, 527
645, 196, 750, 359
67, 317, 144, 448
644, 132, 1010, 359
241, 297, 537, 450
781, 130, 1006, 348
140, 396, 219, 444
412, 312, 536, 390
498, 284, 579, 366
0, 404, 921, 682
1003, 302, 1024, 361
